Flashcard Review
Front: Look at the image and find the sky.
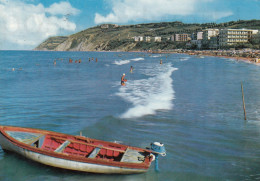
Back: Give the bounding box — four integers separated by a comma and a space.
0, 0, 260, 50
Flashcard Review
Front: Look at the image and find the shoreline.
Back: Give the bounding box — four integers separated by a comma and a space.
3, 49, 260, 64
158, 49, 260, 64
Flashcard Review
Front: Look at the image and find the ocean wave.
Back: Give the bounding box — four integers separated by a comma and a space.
131, 58, 144, 61
116, 63, 177, 118
113, 60, 130, 65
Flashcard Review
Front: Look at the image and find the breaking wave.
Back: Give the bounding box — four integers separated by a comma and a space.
116, 63, 177, 118
113, 60, 131, 65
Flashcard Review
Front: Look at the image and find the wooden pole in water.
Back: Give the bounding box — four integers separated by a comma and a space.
241, 82, 247, 120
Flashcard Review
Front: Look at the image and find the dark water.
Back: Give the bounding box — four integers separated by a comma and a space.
0, 51, 260, 181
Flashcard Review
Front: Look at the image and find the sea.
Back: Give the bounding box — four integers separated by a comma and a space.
0, 50, 260, 181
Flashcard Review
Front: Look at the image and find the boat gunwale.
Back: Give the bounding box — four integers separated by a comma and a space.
0, 125, 152, 170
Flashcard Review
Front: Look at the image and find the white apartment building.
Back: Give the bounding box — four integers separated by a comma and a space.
145, 36, 151, 42
175, 34, 190, 41
202, 29, 219, 40
219, 29, 259, 47
191, 32, 203, 40
154, 36, 161, 42
133, 36, 144, 42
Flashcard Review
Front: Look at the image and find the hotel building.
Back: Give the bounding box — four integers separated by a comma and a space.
219, 29, 259, 47
175, 34, 190, 41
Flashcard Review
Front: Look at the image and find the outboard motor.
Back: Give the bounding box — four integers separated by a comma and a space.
150, 142, 166, 172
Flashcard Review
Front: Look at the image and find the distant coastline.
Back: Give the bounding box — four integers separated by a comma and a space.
34, 20, 260, 52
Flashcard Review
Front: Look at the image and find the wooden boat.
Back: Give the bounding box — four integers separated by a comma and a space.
0, 125, 166, 174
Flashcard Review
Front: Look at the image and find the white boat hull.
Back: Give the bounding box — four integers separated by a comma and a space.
0, 133, 146, 174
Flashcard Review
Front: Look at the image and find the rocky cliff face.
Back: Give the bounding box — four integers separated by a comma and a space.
35, 24, 137, 51
34, 36, 68, 51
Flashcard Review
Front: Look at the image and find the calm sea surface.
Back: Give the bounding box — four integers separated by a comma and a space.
0, 50, 260, 181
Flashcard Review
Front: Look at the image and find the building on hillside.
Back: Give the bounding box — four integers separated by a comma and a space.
175, 34, 190, 41
219, 29, 259, 47
100, 24, 109, 29
170, 35, 175, 41
133, 36, 144, 42
145, 36, 151, 42
197, 32, 203, 40
154, 36, 161, 42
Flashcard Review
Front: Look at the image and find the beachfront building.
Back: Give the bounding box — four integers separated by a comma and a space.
208, 36, 219, 49
202, 29, 219, 40
154, 36, 162, 42
202, 29, 219, 49
219, 29, 259, 47
175, 34, 190, 41
186, 40, 202, 49
191, 32, 203, 40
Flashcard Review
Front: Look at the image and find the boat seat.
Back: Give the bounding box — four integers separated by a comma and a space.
88, 145, 102, 158
54, 140, 71, 153
30, 135, 45, 148
120, 148, 145, 163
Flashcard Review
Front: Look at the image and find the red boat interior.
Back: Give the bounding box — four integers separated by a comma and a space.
37, 134, 126, 161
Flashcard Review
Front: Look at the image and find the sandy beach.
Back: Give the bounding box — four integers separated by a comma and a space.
158, 49, 260, 64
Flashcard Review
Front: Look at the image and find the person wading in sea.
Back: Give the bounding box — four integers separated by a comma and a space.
121, 73, 127, 86
130, 66, 133, 73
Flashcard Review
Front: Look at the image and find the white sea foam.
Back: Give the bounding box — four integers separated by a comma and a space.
179, 57, 190, 61
151, 55, 161, 58
116, 63, 177, 118
113, 60, 130, 65
113, 57, 144, 66
131, 58, 144, 61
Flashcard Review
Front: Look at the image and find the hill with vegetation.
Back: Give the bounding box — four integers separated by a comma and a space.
34, 19, 260, 51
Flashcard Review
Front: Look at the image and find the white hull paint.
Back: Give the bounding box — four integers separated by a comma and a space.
0, 134, 146, 174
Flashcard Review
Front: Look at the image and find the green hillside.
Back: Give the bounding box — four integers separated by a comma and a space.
34, 20, 260, 51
